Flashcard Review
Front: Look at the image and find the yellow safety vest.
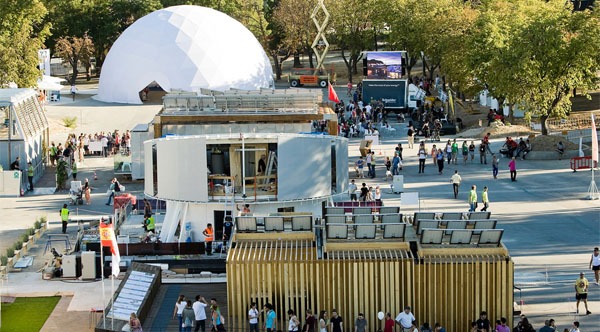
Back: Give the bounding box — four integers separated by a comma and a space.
60, 208, 69, 222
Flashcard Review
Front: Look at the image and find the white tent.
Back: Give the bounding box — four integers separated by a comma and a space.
95, 5, 274, 104
37, 75, 66, 91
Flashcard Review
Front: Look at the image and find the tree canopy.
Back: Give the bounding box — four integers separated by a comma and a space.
0, 0, 50, 88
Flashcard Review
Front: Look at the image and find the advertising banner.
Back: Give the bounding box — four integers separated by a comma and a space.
365, 51, 405, 79
362, 79, 407, 109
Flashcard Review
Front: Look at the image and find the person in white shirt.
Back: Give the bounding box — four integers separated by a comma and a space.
248, 302, 259, 332
395, 306, 416, 332
450, 170, 462, 199
193, 295, 208, 332
570, 321, 580, 332
349, 180, 358, 201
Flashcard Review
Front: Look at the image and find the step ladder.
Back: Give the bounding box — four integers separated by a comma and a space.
264, 151, 277, 185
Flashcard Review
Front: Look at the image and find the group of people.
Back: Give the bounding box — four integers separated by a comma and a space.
50, 130, 132, 163
348, 180, 382, 203
173, 295, 224, 332
248, 304, 445, 332
336, 98, 391, 138
500, 137, 531, 160
471, 311, 587, 332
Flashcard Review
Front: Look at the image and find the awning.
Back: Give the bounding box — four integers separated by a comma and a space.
37, 75, 66, 91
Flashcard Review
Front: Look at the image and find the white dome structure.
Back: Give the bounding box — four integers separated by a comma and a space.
95, 5, 273, 104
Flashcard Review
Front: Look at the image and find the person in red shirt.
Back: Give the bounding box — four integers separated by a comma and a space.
384, 312, 394, 332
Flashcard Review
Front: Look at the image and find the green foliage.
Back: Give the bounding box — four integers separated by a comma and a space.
0, 297, 61, 331
0, 255, 7, 266
5, 247, 13, 258
56, 159, 68, 190
0, 0, 50, 87
62, 116, 78, 128
40, 215, 47, 223
21, 233, 30, 243
14, 240, 23, 251
34, 220, 42, 229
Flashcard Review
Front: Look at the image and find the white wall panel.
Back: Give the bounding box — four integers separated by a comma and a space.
144, 140, 154, 197
335, 138, 349, 194
156, 139, 177, 199
278, 135, 331, 200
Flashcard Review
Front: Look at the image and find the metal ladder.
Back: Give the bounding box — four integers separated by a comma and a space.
263, 151, 277, 185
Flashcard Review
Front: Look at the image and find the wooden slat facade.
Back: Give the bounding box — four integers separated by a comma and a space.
227, 233, 514, 331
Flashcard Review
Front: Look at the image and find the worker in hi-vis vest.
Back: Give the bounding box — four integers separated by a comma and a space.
202, 223, 214, 256
60, 203, 70, 234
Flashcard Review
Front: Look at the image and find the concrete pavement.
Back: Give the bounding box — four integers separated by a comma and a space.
0, 89, 599, 331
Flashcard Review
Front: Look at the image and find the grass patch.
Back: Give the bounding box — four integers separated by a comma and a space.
62, 116, 78, 128
0, 296, 60, 331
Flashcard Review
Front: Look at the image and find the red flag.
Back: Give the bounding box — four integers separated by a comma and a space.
592, 114, 598, 164
328, 82, 340, 103
99, 222, 121, 277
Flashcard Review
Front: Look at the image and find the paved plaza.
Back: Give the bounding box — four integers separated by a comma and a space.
0, 88, 598, 331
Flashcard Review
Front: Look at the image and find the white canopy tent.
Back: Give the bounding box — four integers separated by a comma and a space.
37, 75, 66, 91
95, 5, 274, 104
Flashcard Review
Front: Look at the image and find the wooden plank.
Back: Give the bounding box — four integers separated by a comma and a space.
159, 113, 321, 124
418, 247, 508, 257
235, 233, 315, 241
325, 241, 410, 252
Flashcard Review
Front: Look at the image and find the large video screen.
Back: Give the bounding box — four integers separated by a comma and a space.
366, 51, 405, 79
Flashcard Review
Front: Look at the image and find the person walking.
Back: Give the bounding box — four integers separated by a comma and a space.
264, 303, 277, 332
436, 148, 445, 175
407, 125, 415, 149
479, 142, 487, 164
27, 162, 34, 191
354, 313, 367, 332
492, 154, 499, 179
418, 144, 427, 174
248, 302, 259, 332
105, 178, 121, 205
83, 178, 91, 204
70, 84, 77, 101
193, 295, 208, 332
450, 170, 462, 199
173, 295, 187, 332
451, 139, 459, 165
318, 311, 328, 332
508, 157, 517, 182
575, 272, 591, 315
480, 186, 489, 212
468, 185, 478, 212
72, 161, 78, 180
60, 203, 69, 234
288, 309, 300, 332
303, 309, 316, 332
589, 247, 600, 285
462, 141, 469, 165
330, 309, 343, 332
182, 300, 195, 332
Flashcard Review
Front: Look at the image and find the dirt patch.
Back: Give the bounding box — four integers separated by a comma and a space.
530, 134, 578, 151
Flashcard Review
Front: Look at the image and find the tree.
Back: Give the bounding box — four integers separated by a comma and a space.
0, 0, 50, 88
54, 34, 95, 85
43, 0, 161, 73
327, 0, 387, 83
465, 0, 534, 121
272, 0, 317, 69
510, 0, 600, 134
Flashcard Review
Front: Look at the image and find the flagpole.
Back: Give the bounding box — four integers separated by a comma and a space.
101, 244, 106, 328
111, 276, 115, 330
588, 114, 599, 200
